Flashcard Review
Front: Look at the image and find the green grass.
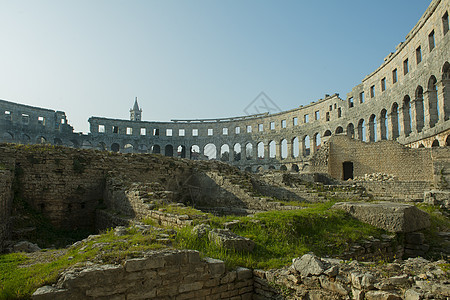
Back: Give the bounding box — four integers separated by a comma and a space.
175, 201, 387, 269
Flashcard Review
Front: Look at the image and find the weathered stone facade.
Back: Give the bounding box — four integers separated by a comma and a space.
0, 0, 449, 173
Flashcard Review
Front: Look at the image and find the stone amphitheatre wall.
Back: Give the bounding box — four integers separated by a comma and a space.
0, 0, 449, 173
0, 170, 13, 252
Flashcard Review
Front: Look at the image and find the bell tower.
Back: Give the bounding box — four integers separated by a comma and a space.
130, 97, 142, 121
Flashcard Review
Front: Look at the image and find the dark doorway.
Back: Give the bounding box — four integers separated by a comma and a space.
343, 161, 354, 180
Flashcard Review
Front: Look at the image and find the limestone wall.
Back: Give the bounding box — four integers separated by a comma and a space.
32, 249, 253, 300
0, 169, 13, 252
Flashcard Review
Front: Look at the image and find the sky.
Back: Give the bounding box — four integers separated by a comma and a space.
0, 0, 431, 133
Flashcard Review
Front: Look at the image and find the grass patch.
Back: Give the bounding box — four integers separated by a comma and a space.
175, 201, 387, 269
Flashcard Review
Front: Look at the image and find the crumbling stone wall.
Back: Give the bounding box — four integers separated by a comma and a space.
32, 249, 253, 300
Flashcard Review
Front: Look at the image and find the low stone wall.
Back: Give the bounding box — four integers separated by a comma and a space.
32, 249, 253, 300
0, 169, 13, 252
355, 181, 432, 202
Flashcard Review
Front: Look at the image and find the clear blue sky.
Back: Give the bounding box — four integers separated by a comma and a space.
0, 0, 431, 133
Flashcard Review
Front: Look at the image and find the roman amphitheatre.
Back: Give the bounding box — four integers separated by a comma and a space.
0, 0, 449, 299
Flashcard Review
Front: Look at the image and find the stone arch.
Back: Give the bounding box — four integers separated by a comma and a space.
302, 135, 310, 156
291, 164, 299, 172
138, 144, 148, 153
111, 143, 120, 152
280, 165, 288, 171
369, 114, 377, 142
177, 145, 187, 158
269, 140, 276, 158
346, 123, 354, 139
432, 139, 440, 147
418, 143, 425, 148
292, 137, 299, 158
380, 109, 388, 140
245, 166, 252, 173
123, 143, 134, 153
245, 143, 253, 160
220, 144, 230, 161
36, 136, 47, 144
268, 165, 275, 170
402, 95, 412, 137
446, 135, 450, 146
280, 139, 287, 159
1, 132, 13, 142
443, 61, 450, 80
335, 126, 344, 134
313, 133, 321, 150
22, 134, 31, 144
256, 142, 264, 159
323, 130, 332, 137
357, 119, 366, 141
190, 145, 200, 159
53, 138, 63, 145
97, 142, 107, 151
390, 102, 400, 140
151, 144, 160, 154
204, 143, 217, 160
428, 75, 439, 127
256, 166, 263, 173
233, 143, 241, 161
415, 86, 425, 132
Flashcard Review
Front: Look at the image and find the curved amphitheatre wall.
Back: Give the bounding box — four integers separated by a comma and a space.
0, 0, 449, 173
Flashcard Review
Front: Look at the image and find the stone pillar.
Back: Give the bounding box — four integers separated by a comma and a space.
229, 147, 234, 162
387, 112, 395, 140
398, 106, 405, 138
299, 138, 304, 157
287, 141, 293, 159
410, 99, 418, 134
424, 89, 438, 128
438, 79, 450, 122
377, 115, 384, 140
264, 143, 270, 160
275, 142, 281, 159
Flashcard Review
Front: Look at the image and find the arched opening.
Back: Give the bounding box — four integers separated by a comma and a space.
220, 144, 230, 161
346, 123, 354, 139
151, 144, 161, 154
97, 142, 107, 151
111, 143, 120, 153
280, 165, 288, 171
291, 164, 299, 172
418, 143, 425, 148
269, 140, 276, 158
245, 143, 253, 160
343, 161, 354, 180
442, 62, 450, 121
1, 132, 13, 142
245, 167, 252, 173
335, 126, 343, 134
123, 143, 134, 153
82, 140, 93, 149
446, 135, 450, 146
53, 138, 63, 145
303, 136, 310, 156
22, 134, 31, 144
390, 103, 400, 140
280, 139, 287, 159
415, 86, 425, 132
138, 144, 148, 153
190, 145, 200, 159
323, 130, 332, 137
292, 137, 299, 158
164, 145, 173, 157
177, 145, 187, 158
268, 165, 275, 170
428, 75, 439, 127
314, 133, 321, 150
36, 136, 46, 144
380, 109, 388, 140
257, 142, 264, 159
369, 114, 377, 142
432, 140, 440, 147
204, 143, 217, 160
233, 143, 241, 161
357, 119, 366, 141
69, 139, 79, 148
402, 95, 412, 137
256, 166, 263, 173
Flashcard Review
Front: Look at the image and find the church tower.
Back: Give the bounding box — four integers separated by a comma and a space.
130, 97, 142, 121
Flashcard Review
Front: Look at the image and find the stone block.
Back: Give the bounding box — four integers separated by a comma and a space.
332, 202, 430, 233
236, 267, 252, 280
208, 229, 255, 252
293, 253, 328, 277
124, 256, 164, 272
204, 257, 225, 276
